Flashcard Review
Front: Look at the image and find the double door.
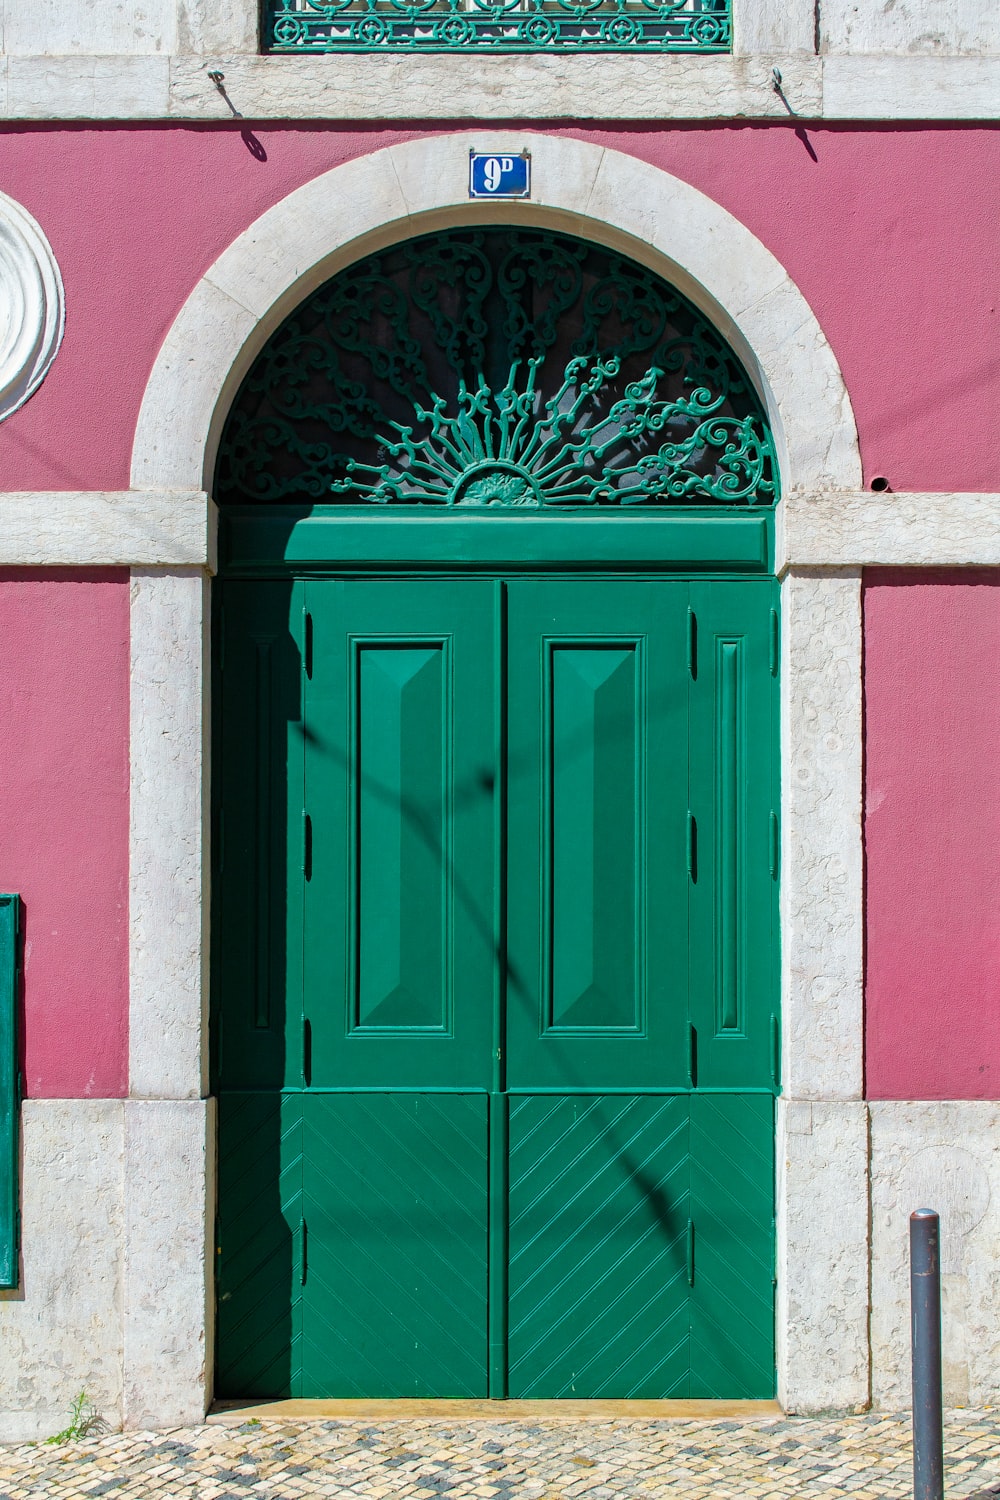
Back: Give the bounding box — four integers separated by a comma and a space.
215, 574, 778, 1399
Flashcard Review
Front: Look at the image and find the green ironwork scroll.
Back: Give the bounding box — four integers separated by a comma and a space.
267, 0, 729, 53
216, 228, 777, 510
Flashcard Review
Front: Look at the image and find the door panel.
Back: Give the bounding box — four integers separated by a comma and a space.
216, 1092, 304, 1398
505, 581, 689, 1092
688, 581, 778, 1090
507, 1093, 692, 1398
216, 583, 304, 1091
689, 1092, 775, 1397
548, 644, 642, 1031
303, 580, 498, 1091
302, 1093, 489, 1397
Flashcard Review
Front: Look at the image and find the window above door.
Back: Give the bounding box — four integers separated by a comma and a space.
266, 0, 730, 53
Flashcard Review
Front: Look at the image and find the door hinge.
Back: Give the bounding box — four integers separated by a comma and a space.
770, 1014, 781, 1090
300, 1216, 308, 1286
769, 811, 779, 879
687, 607, 698, 680
303, 610, 313, 679
686, 812, 698, 882
688, 1024, 698, 1090
303, 812, 312, 881
769, 607, 779, 677
686, 1218, 695, 1287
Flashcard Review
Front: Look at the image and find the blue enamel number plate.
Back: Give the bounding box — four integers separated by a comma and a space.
469, 151, 531, 200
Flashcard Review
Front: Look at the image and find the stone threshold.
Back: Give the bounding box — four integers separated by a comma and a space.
208, 1398, 783, 1422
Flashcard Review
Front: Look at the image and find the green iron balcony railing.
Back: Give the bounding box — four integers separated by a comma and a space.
267, 0, 730, 53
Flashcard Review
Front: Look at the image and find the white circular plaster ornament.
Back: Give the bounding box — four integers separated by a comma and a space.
0, 189, 65, 421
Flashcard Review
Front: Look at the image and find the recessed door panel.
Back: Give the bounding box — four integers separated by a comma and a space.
352, 641, 450, 1033
303, 580, 497, 1091
216, 582, 305, 1091
688, 581, 778, 1090
548, 644, 642, 1032
505, 580, 689, 1092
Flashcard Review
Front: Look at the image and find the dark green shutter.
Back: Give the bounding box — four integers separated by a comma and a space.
0, 895, 20, 1289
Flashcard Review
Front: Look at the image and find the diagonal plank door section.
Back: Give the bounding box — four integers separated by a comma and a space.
508, 1094, 691, 1398
302, 1093, 489, 1397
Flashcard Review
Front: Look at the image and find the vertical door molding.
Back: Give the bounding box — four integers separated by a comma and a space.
776, 566, 869, 1412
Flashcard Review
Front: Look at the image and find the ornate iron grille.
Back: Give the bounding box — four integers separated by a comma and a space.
216, 228, 776, 510
267, 0, 729, 52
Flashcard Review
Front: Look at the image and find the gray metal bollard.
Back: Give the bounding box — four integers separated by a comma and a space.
910, 1209, 944, 1500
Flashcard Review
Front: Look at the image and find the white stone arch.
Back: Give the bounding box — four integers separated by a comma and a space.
131, 132, 860, 497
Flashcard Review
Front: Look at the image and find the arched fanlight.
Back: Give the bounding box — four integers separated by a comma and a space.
216, 227, 777, 510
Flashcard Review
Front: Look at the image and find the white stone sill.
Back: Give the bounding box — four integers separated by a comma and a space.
0, 52, 999, 120
0, 490, 997, 569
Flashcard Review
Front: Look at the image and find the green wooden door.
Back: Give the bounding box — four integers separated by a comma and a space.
215, 574, 777, 1400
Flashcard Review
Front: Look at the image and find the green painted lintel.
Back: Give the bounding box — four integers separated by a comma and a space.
220, 509, 772, 577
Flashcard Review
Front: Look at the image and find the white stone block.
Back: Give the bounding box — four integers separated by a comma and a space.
871, 1102, 1000, 1409
734, 0, 815, 54
823, 55, 1000, 117
390, 130, 599, 225
123, 1099, 213, 1428
0, 1101, 124, 1442
0, 491, 215, 568
207, 145, 407, 324
129, 568, 209, 1101
821, 0, 1000, 56
781, 570, 864, 1101
584, 142, 788, 329
780, 492, 1000, 570
738, 279, 861, 494
131, 276, 257, 492
7, 56, 169, 117
3, 0, 176, 54
166, 53, 823, 122
776, 1099, 870, 1413
176, 0, 257, 54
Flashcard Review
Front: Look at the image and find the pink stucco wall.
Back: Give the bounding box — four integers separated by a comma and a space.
1, 126, 997, 1099
0, 122, 998, 493
865, 571, 1000, 1100
0, 572, 129, 1098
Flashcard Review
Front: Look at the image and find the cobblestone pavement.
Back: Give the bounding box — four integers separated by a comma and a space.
0, 1409, 998, 1500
